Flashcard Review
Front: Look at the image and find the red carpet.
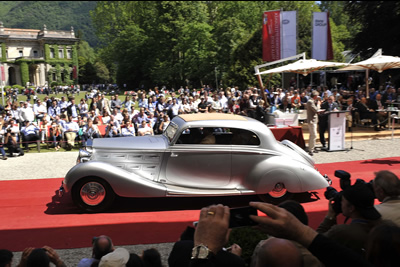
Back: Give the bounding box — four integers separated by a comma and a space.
1, 157, 400, 251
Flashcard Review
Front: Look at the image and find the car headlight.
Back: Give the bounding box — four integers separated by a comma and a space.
79, 149, 92, 158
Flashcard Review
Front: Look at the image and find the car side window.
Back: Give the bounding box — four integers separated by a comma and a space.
175, 127, 260, 146
230, 128, 260, 146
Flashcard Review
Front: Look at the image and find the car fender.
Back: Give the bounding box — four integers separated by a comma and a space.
64, 161, 167, 198
246, 156, 329, 194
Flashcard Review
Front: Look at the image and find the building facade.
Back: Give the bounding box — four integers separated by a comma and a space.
0, 22, 79, 87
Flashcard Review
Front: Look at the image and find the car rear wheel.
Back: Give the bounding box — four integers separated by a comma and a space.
72, 177, 115, 213
258, 182, 293, 204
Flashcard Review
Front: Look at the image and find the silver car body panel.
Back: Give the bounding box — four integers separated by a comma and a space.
64, 113, 329, 199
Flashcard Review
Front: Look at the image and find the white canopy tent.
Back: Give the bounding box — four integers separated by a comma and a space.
338, 49, 400, 97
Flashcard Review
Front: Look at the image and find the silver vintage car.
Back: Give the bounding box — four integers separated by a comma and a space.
62, 113, 330, 212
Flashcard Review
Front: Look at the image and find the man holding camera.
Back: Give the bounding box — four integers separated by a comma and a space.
373, 170, 400, 226
317, 181, 381, 255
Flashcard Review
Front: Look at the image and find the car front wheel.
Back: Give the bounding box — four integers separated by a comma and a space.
72, 177, 115, 213
258, 182, 292, 204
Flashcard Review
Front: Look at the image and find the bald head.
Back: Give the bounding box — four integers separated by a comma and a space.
256, 238, 302, 267
373, 170, 400, 201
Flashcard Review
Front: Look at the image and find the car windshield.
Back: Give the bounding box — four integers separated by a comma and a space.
163, 122, 179, 143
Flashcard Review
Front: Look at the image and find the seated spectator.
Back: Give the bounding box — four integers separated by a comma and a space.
279, 97, 292, 112
0, 249, 13, 267
81, 118, 101, 146
373, 170, 400, 226
102, 110, 111, 125
20, 120, 40, 151
39, 117, 50, 144
121, 120, 136, 137
99, 248, 129, 267
18, 246, 66, 267
78, 235, 114, 267
105, 121, 121, 138
316, 181, 382, 255
355, 97, 380, 131
137, 120, 154, 136
49, 121, 62, 151
4, 127, 24, 157
64, 115, 79, 150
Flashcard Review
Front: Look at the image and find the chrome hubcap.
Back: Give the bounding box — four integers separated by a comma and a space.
269, 183, 287, 198
80, 182, 106, 206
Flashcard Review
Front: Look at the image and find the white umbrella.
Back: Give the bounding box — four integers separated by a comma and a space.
258, 59, 348, 76
338, 49, 400, 98
339, 54, 400, 73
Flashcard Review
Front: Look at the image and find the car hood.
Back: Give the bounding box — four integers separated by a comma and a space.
92, 135, 168, 150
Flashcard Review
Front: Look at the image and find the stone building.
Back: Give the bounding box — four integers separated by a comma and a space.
0, 22, 79, 87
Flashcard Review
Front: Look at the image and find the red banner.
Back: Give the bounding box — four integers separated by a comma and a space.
0, 66, 5, 82
262, 10, 281, 62
72, 66, 77, 79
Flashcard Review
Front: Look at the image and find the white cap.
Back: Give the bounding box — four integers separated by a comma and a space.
99, 248, 130, 267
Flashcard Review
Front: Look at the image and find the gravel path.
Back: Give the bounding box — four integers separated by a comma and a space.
3, 137, 400, 266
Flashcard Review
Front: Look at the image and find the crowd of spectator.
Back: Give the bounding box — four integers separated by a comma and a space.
0, 170, 399, 267
1, 80, 400, 159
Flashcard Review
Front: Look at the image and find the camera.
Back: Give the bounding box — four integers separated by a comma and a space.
192, 206, 258, 228
324, 170, 375, 214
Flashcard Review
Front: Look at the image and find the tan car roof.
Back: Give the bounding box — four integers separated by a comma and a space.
179, 113, 247, 122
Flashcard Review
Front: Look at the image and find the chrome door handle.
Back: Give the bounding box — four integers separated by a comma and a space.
171, 152, 179, 157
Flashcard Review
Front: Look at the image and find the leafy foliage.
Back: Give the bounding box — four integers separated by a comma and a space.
0, 1, 98, 47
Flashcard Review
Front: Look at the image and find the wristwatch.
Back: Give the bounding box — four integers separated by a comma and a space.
191, 244, 213, 259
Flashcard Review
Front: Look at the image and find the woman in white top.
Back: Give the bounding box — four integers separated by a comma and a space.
159, 115, 170, 133
79, 98, 89, 117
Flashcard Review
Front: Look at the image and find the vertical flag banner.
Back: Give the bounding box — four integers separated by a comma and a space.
263, 10, 281, 62
0, 66, 5, 81
312, 12, 333, 60
72, 66, 77, 79
263, 10, 297, 62
281, 10, 297, 59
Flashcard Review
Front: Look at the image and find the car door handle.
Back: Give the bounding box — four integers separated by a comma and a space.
171, 152, 179, 157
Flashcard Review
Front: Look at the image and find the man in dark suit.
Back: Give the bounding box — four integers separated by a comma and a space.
369, 93, 388, 129
318, 96, 339, 148
356, 97, 380, 131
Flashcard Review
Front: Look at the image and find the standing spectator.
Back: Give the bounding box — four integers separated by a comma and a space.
79, 98, 89, 118
306, 91, 320, 156
78, 235, 114, 267
111, 94, 122, 112
158, 115, 170, 133
123, 95, 135, 114
48, 100, 60, 120
318, 96, 339, 149
58, 96, 69, 118
98, 94, 111, 115
168, 98, 182, 118
67, 97, 79, 120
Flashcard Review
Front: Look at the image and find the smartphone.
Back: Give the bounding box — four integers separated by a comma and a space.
193, 206, 258, 228
229, 206, 258, 228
